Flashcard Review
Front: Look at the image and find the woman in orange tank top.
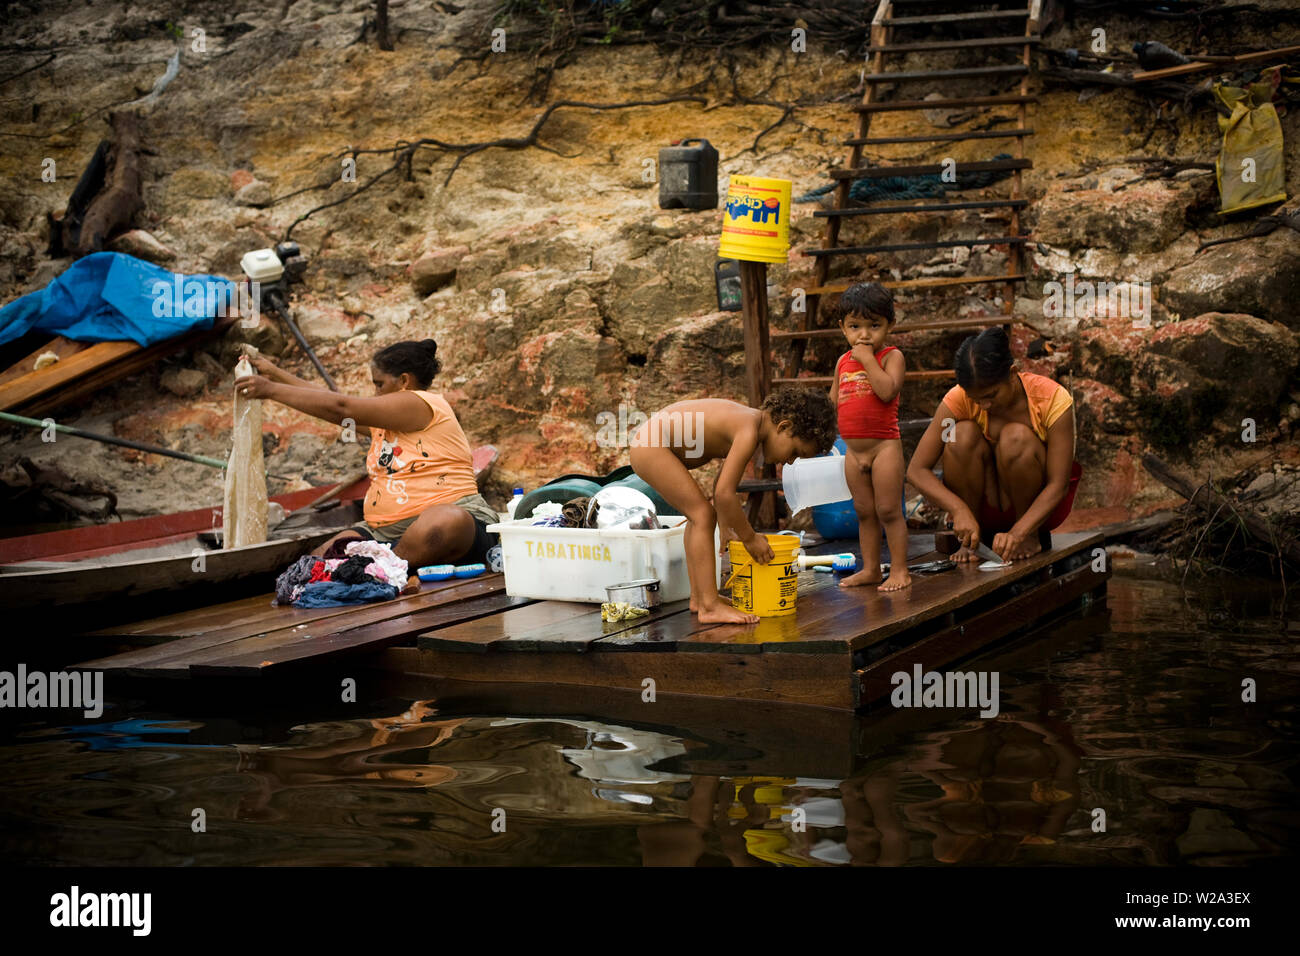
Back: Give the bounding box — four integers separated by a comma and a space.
235, 339, 497, 593
906, 327, 1081, 563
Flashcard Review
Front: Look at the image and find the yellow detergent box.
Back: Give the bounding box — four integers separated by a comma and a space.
485, 518, 719, 604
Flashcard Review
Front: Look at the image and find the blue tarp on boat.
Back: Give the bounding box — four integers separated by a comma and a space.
0, 252, 237, 348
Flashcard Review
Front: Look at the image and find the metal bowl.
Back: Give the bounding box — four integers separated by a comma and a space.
586, 486, 659, 530
605, 578, 662, 610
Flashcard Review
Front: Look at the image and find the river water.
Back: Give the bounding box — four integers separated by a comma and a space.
1, 575, 1295, 866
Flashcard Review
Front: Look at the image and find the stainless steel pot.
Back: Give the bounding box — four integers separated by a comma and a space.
605, 578, 661, 610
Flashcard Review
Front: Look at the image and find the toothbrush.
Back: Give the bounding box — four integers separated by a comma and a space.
795, 553, 858, 572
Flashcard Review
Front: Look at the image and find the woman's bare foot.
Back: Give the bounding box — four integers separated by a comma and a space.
839, 567, 883, 588
400, 574, 421, 595
879, 571, 912, 592
1011, 538, 1043, 561
953, 547, 979, 563
698, 602, 759, 625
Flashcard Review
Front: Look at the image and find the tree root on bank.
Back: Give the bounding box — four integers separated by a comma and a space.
1142, 452, 1300, 586
276, 94, 709, 240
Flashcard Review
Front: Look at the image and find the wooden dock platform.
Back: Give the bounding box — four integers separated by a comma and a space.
76, 532, 1108, 712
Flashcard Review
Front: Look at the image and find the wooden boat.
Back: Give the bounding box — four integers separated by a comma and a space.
0, 478, 369, 613
2, 444, 498, 621
0, 320, 239, 417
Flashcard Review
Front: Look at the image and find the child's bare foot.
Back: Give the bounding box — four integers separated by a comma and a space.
879, 571, 912, 592
695, 590, 738, 613
953, 547, 979, 563
698, 602, 759, 625
839, 567, 883, 588
400, 574, 421, 595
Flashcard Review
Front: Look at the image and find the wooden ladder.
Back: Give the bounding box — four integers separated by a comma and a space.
774, 0, 1043, 389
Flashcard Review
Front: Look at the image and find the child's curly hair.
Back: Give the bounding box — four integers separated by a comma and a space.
761, 387, 838, 454
836, 281, 895, 325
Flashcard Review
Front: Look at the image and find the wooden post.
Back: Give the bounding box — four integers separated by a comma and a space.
740, 260, 770, 407
740, 259, 779, 529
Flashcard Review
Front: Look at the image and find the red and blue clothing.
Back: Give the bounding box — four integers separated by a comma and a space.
835, 346, 900, 440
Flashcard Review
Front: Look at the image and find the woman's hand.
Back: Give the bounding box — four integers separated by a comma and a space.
992, 526, 1035, 561
951, 507, 981, 552
249, 354, 283, 380
233, 373, 275, 400
744, 533, 774, 566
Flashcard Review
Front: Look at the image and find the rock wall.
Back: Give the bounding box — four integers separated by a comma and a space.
1, 0, 1297, 524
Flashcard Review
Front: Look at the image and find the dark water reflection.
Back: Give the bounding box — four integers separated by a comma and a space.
0, 577, 1295, 866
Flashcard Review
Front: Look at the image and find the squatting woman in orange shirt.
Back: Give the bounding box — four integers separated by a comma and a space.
235, 339, 498, 592
906, 327, 1081, 564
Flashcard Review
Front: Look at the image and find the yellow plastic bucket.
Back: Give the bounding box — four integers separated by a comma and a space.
719, 175, 792, 264
727, 534, 800, 617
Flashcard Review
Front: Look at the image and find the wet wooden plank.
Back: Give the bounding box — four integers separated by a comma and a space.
85, 572, 503, 643
496, 600, 690, 653
419, 600, 601, 653
855, 560, 1108, 706
77, 575, 506, 672
88, 592, 287, 639
397, 643, 856, 709
590, 604, 728, 652
677, 573, 851, 651
847, 532, 1099, 652
188, 592, 534, 678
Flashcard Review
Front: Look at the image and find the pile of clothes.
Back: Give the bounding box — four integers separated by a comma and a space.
273, 539, 409, 608
529, 497, 595, 528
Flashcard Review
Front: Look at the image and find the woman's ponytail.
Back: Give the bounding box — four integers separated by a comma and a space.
373, 339, 443, 387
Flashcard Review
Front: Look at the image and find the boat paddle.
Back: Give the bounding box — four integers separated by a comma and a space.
0, 410, 299, 482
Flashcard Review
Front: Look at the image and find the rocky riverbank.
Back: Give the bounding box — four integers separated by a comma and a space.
1, 0, 1297, 542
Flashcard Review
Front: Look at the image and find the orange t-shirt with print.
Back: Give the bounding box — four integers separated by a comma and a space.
364, 390, 478, 526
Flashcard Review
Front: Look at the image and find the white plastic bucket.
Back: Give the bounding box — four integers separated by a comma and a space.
485, 518, 721, 604
783, 451, 851, 513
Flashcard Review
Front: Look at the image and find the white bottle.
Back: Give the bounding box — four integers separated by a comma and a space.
506, 487, 525, 520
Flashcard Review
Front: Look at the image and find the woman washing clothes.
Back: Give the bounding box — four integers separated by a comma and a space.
906, 327, 1081, 563
234, 339, 498, 594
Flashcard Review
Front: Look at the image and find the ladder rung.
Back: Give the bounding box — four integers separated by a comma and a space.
802, 274, 1026, 296
847, 129, 1034, 146
889, 0, 1022, 5
814, 199, 1029, 217
772, 376, 833, 386
855, 95, 1036, 113
829, 158, 1031, 179
885, 9, 1031, 26
865, 65, 1028, 83
771, 329, 849, 342
895, 315, 1020, 333
771, 371, 955, 386
805, 236, 1027, 257
866, 35, 1040, 54
771, 316, 1020, 341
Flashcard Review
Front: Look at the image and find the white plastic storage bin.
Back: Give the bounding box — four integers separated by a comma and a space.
486, 518, 720, 604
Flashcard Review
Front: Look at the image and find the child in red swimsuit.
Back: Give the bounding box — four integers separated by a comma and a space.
830, 282, 911, 591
